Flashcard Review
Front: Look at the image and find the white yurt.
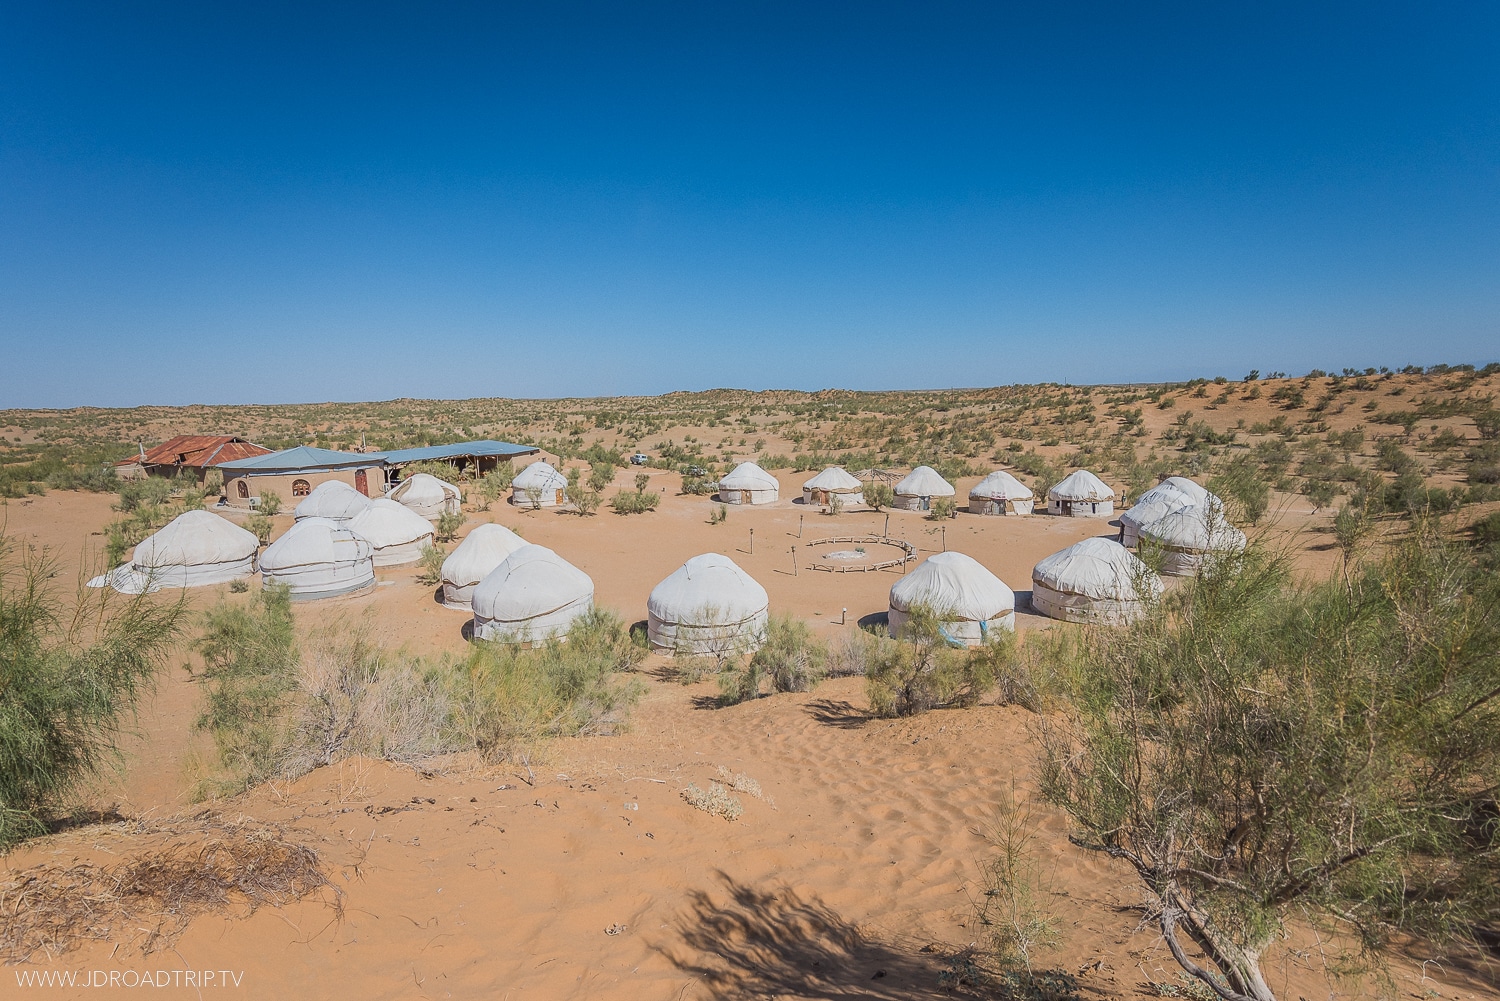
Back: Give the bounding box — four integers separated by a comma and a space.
88, 510, 258, 594
893, 466, 956, 512
259, 518, 375, 600
510, 461, 569, 508
718, 462, 779, 505
439, 524, 528, 610
347, 498, 435, 567
471, 544, 595, 642
647, 554, 770, 654
293, 479, 372, 523
968, 470, 1034, 516
1047, 470, 1115, 518
802, 466, 864, 507
1031, 537, 1163, 625
888, 552, 1015, 645
1139, 504, 1248, 577
1120, 478, 1217, 546
387, 473, 462, 521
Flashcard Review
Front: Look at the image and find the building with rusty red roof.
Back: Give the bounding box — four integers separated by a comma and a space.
115, 435, 272, 483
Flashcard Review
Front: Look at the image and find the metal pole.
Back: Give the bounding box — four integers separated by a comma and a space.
749, 527, 754, 554
942, 525, 946, 552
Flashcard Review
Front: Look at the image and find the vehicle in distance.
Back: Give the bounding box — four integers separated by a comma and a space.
629, 452, 650, 465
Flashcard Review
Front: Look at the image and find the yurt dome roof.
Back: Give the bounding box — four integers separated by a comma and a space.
889, 552, 1013, 621
895, 466, 956, 497
441, 524, 528, 588
1048, 469, 1113, 501
294, 479, 373, 521
1141, 504, 1247, 552
472, 545, 594, 622
802, 466, 862, 491
720, 462, 779, 490
388, 473, 460, 505
260, 518, 371, 571
512, 461, 567, 490
648, 554, 769, 624
348, 499, 436, 547
1032, 537, 1162, 601
969, 470, 1033, 500
131, 510, 259, 568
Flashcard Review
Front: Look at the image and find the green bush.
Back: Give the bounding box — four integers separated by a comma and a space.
0, 534, 185, 847
752, 614, 826, 694
256, 490, 282, 517
680, 474, 716, 496
456, 607, 645, 763
866, 605, 1006, 717
115, 477, 173, 512
435, 510, 463, 542
587, 462, 616, 493
245, 513, 274, 545
417, 542, 446, 585
610, 488, 660, 514
928, 496, 956, 520
864, 482, 894, 511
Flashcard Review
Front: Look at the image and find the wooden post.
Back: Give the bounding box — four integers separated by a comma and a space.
791, 546, 797, 576
749, 527, 754, 554
942, 525, 946, 552
883, 513, 889, 538
798, 514, 803, 538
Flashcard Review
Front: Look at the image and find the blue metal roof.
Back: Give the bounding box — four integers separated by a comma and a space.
217, 440, 539, 474
380, 440, 539, 465
217, 445, 384, 473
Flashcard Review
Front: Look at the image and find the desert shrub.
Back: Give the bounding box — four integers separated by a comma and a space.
455, 607, 645, 763
825, 492, 844, 516
245, 513, 274, 545
681, 781, 743, 822
709, 503, 728, 525
972, 787, 1058, 975
1208, 456, 1271, 525
864, 482, 894, 511
191, 585, 300, 792
434, 510, 463, 542
634, 472, 650, 493
45, 463, 117, 492
115, 477, 173, 512
749, 613, 826, 695
928, 496, 957, 520
587, 462, 616, 493
573, 488, 601, 516
1035, 533, 1500, 1000
471, 468, 511, 510
680, 474, 716, 496
0, 535, 185, 847
610, 488, 659, 514
416, 542, 446, 585
257, 490, 282, 517
826, 627, 880, 677
200, 468, 223, 497
866, 605, 1004, 717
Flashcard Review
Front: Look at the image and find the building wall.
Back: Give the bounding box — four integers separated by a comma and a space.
222, 466, 387, 509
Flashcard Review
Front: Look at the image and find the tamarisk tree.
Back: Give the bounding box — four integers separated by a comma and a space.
1038, 532, 1500, 1000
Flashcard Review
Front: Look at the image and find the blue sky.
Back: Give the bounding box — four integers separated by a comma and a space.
1, 2, 1496, 407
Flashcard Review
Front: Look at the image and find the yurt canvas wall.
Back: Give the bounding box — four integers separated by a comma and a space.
718, 462, 779, 505
471, 545, 595, 642
1031, 537, 1162, 625
347, 499, 436, 567
440, 524, 528, 610
259, 518, 375, 600
87, 510, 258, 594
646, 554, 770, 654
1139, 505, 1247, 577
1046, 470, 1115, 518
967, 470, 1034, 516
801, 466, 863, 507
510, 461, 568, 508
892, 466, 956, 512
887, 551, 1014, 645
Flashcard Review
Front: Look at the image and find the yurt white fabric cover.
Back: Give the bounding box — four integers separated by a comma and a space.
440, 524, 528, 610
347, 499, 436, 567
893, 466, 956, 512
888, 552, 1015, 645
510, 461, 568, 508
259, 518, 375, 600
471, 544, 595, 642
1031, 537, 1163, 624
968, 470, 1034, 516
387, 473, 462, 520
802, 466, 863, 507
88, 510, 258, 594
1139, 504, 1248, 577
293, 479, 372, 523
718, 462, 779, 505
647, 554, 770, 654
1120, 477, 1217, 546
1047, 470, 1115, 517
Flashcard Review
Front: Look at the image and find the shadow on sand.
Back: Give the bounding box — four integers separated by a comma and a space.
804, 698, 869, 729
655, 872, 975, 999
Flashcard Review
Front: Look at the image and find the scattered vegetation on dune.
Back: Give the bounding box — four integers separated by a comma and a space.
0, 533, 185, 848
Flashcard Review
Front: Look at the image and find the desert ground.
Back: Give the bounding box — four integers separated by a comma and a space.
2, 371, 1498, 1000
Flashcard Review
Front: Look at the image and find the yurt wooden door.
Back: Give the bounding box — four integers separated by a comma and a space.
355, 469, 369, 496
555, 489, 565, 506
